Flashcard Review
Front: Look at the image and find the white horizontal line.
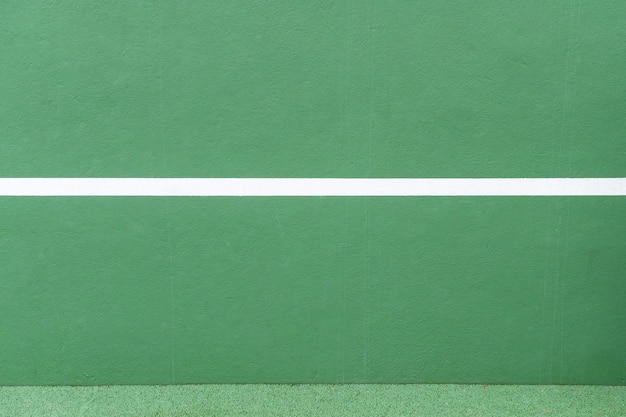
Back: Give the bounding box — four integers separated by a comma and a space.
0, 178, 624, 196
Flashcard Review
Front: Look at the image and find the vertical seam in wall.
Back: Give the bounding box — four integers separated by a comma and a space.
341, 0, 353, 383
363, 0, 375, 381
156, 0, 176, 385
556, 0, 581, 383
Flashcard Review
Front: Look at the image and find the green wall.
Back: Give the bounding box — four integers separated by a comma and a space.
1, 1, 625, 385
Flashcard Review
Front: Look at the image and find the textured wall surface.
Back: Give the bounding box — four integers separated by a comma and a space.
1, 1, 625, 384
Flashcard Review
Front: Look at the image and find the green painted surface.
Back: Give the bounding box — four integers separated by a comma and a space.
1, 1, 625, 385
1, 1, 625, 177
1, 198, 625, 384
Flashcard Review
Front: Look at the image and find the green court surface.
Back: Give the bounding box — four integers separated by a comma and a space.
0, 384, 624, 417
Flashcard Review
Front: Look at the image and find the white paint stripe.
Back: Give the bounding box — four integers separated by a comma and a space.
0, 178, 624, 196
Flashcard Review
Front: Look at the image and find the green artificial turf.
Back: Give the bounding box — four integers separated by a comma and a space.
0, 384, 624, 417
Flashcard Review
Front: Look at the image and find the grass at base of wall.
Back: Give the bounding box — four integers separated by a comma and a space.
0, 384, 624, 417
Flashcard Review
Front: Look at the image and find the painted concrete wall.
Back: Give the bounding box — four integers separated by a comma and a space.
1, 1, 624, 385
